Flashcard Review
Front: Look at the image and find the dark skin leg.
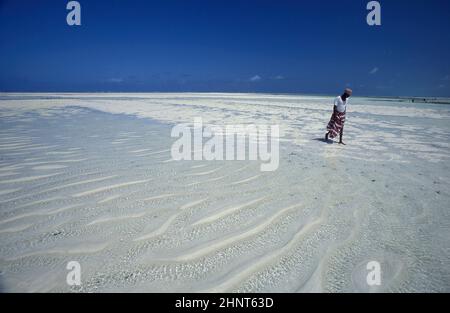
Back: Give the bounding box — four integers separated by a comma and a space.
324, 129, 344, 144
339, 125, 345, 145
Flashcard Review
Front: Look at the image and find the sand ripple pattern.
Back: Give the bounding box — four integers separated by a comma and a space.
0, 95, 449, 292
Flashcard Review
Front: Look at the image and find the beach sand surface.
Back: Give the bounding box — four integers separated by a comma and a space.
0, 93, 449, 292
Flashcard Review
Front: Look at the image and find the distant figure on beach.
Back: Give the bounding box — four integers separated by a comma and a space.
325, 88, 352, 145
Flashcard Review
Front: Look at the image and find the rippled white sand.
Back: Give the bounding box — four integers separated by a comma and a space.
0, 93, 449, 292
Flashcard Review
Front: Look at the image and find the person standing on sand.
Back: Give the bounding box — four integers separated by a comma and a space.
325, 88, 352, 145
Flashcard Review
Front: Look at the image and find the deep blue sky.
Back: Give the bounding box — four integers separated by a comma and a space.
0, 0, 449, 96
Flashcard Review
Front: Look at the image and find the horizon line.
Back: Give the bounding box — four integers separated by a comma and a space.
1, 90, 449, 100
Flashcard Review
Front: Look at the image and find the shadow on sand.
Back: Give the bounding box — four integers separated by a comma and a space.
313, 137, 334, 144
